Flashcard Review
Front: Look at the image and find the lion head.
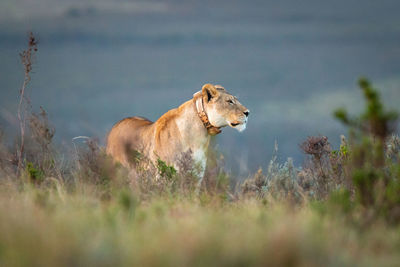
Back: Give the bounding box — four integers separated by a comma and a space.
201, 83, 249, 132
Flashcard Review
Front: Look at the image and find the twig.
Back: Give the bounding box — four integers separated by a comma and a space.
16, 32, 38, 173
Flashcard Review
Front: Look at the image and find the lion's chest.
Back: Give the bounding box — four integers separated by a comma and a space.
193, 148, 207, 172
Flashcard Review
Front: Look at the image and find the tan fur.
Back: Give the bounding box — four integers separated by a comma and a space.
106, 83, 249, 177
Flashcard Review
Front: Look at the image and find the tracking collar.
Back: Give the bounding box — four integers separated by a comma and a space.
193, 91, 222, 136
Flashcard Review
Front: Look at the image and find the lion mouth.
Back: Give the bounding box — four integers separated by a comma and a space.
230, 122, 241, 127
229, 120, 247, 132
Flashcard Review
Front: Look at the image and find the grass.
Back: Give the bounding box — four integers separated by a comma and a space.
0, 32, 399, 267
0, 182, 399, 267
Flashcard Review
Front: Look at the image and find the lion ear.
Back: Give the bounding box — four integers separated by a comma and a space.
214, 85, 226, 91
202, 83, 219, 102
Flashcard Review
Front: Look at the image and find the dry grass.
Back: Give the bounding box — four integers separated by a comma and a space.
0, 178, 399, 267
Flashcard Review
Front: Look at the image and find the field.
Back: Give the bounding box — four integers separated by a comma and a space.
1, 34, 400, 267
0, 182, 400, 267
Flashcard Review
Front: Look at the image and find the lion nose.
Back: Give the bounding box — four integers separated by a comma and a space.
244, 110, 249, 117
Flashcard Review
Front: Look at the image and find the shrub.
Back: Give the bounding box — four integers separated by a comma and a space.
72, 137, 129, 200
240, 142, 306, 204
298, 135, 349, 200
332, 78, 400, 224
25, 161, 45, 183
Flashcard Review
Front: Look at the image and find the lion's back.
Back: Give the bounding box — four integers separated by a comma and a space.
106, 100, 194, 168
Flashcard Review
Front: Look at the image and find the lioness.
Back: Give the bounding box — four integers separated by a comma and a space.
106, 83, 249, 179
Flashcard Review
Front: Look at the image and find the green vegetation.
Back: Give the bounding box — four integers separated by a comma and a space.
157, 158, 177, 180
332, 78, 400, 225
0, 33, 399, 267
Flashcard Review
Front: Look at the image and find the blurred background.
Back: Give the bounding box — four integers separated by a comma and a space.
1, 0, 399, 176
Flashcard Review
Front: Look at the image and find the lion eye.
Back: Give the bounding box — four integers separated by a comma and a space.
227, 99, 234, 104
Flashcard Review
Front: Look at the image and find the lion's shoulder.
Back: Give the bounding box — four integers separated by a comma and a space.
155, 109, 179, 133
155, 100, 194, 131
153, 100, 194, 143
